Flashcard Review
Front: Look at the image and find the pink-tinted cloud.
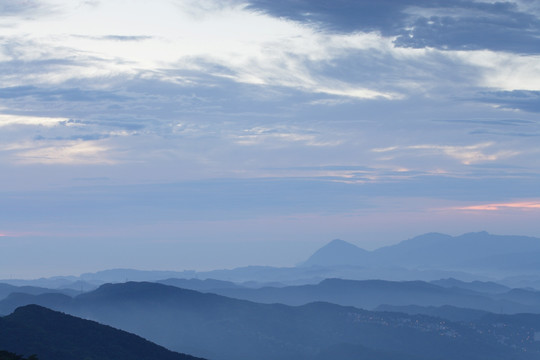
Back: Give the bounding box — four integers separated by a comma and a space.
454, 201, 540, 211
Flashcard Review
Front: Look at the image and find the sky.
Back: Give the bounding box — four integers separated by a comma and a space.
1, 0, 540, 278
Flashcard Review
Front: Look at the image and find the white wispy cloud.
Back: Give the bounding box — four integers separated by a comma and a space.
0, 114, 69, 127
372, 142, 520, 165
409, 143, 519, 165
1, 0, 537, 101
232, 126, 342, 147
12, 140, 116, 165
455, 50, 540, 91
0, 1, 459, 99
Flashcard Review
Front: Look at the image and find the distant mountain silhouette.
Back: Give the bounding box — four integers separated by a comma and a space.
9, 232, 539, 289
302, 232, 540, 274
301, 239, 369, 267
373, 232, 540, 270
0, 305, 203, 360
2, 282, 540, 360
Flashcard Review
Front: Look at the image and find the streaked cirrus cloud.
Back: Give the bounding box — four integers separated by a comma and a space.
454, 201, 540, 211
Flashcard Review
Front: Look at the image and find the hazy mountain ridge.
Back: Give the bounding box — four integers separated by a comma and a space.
0, 284, 78, 301
431, 278, 511, 294
199, 278, 540, 314
4, 278, 540, 317
303, 232, 540, 271
2, 281, 540, 360
156, 278, 244, 291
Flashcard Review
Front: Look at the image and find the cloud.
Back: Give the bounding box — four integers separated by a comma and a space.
473, 90, 540, 112
372, 142, 520, 165
410, 143, 519, 165
0, 0, 538, 180
457, 51, 540, 92
0, 86, 130, 102
232, 126, 342, 147
246, 0, 416, 34
0, 0, 47, 17
0, 114, 68, 127
0, 2, 410, 100
1, 0, 537, 115
13, 140, 116, 165
436, 119, 535, 127
73, 35, 154, 42
395, 3, 540, 53
248, 0, 540, 54
454, 201, 540, 211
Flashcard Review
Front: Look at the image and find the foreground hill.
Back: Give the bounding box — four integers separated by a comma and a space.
2, 282, 540, 360
0, 350, 37, 360
0, 305, 203, 360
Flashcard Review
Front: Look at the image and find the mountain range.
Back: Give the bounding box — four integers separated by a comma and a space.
2, 281, 540, 360
2, 231, 540, 359
198, 278, 540, 314
302, 232, 540, 271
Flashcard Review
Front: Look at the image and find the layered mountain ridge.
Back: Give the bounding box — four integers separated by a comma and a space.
2, 281, 540, 360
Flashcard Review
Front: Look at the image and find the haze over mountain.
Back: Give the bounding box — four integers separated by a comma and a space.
2, 282, 539, 360
194, 278, 540, 315
431, 278, 511, 294
4, 232, 538, 290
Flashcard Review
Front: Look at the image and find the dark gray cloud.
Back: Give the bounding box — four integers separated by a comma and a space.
247, 0, 540, 54
394, 9, 540, 53
475, 90, 540, 112
33, 133, 111, 141
246, 0, 415, 34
